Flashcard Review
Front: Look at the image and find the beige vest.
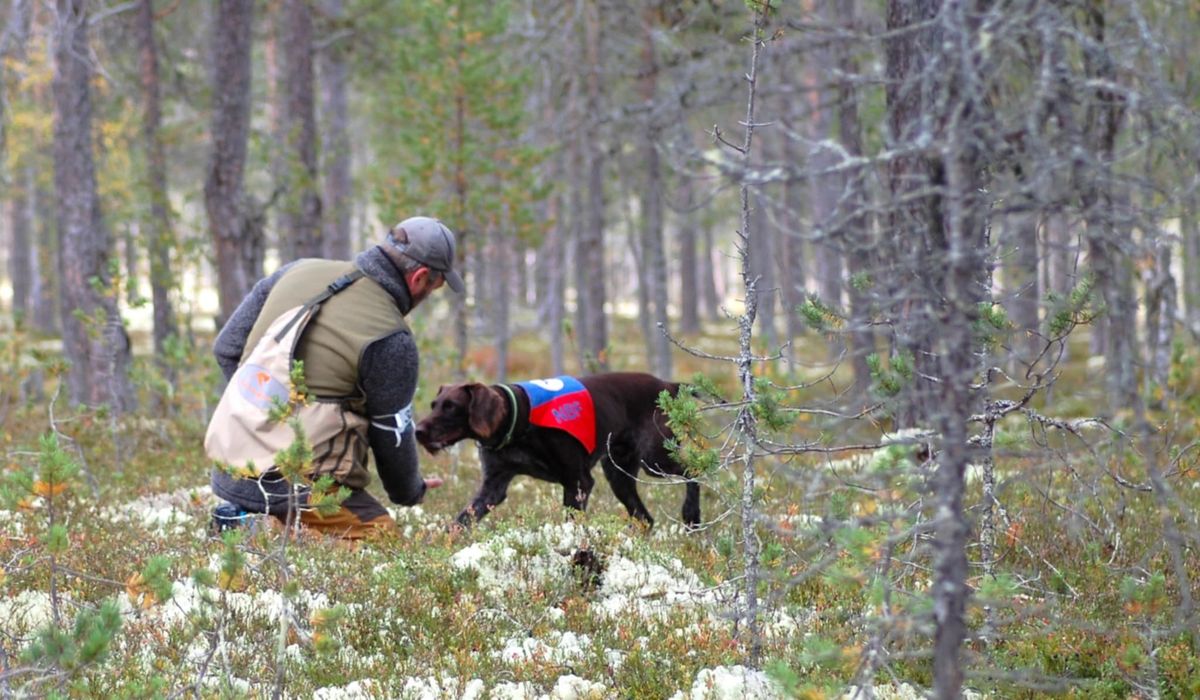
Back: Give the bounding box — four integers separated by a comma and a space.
205, 261, 409, 488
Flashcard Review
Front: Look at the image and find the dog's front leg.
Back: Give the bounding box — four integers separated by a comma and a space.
456, 467, 516, 527
561, 469, 595, 513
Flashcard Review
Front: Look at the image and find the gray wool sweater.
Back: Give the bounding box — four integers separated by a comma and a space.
210, 246, 427, 513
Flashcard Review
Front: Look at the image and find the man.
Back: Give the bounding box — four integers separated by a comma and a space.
207, 216, 463, 539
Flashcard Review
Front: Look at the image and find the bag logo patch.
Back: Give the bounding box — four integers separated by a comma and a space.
235, 363, 289, 410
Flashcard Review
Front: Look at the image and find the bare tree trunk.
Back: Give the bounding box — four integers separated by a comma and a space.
579, 0, 608, 370
2, 0, 31, 322
780, 126, 805, 371
802, 2, 843, 359
750, 196, 777, 351
545, 200, 566, 376
568, 130, 589, 370
8, 179, 31, 324
53, 0, 135, 412
678, 172, 701, 335
732, 4, 770, 667
136, 0, 178, 365
1, 0, 30, 203
32, 171, 58, 335
928, 4, 990, 696
1043, 210, 1073, 362
623, 160, 655, 368
1144, 240, 1176, 406
885, 0, 941, 429
835, 0, 875, 398
1004, 206, 1040, 362
639, 10, 671, 378
123, 224, 140, 305
701, 222, 721, 321
318, 0, 352, 261
1182, 190, 1200, 339
1081, 1, 1136, 411
281, 0, 322, 260
205, 0, 261, 327
440, 1, 475, 380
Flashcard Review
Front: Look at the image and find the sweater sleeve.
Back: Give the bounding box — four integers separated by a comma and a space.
359, 328, 426, 506
213, 263, 295, 382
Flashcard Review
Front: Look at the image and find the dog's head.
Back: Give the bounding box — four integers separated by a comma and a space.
415, 383, 507, 453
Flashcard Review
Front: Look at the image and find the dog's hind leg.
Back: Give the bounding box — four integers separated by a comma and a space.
681, 480, 701, 530
600, 453, 654, 528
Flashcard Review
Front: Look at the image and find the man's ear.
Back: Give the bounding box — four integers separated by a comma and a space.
410, 266, 431, 289
466, 384, 506, 439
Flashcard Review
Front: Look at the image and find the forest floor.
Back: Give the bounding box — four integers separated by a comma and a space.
0, 317, 1197, 698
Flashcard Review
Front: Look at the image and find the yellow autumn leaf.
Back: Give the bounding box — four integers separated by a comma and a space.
32, 480, 68, 498
125, 573, 157, 609
218, 571, 246, 592
310, 609, 332, 628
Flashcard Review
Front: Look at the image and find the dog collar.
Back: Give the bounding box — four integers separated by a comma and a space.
490, 383, 520, 451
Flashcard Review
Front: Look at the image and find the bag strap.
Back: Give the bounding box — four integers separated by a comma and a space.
272, 268, 366, 343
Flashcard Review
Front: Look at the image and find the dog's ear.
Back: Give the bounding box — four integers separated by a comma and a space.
466, 384, 506, 439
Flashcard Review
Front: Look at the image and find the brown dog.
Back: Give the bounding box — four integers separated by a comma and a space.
415, 372, 700, 529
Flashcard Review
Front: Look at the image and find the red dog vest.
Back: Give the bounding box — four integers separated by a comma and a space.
515, 376, 597, 453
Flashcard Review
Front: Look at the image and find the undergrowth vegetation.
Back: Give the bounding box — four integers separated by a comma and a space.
1, 318, 1198, 698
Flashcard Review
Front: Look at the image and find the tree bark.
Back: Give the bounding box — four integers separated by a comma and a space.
885, 0, 942, 429
123, 224, 140, 305
3, 0, 31, 322
136, 0, 178, 364
53, 0, 135, 412
1144, 240, 1176, 405
578, 0, 608, 370
678, 173, 701, 335
1080, 2, 1137, 411
318, 0, 352, 260
494, 225, 511, 383
8, 185, 31, 323
1182, 192, 1200, 339
639, 8, 671, 377
780, 114, 805, 370
32, 170, 58, 335
733, 4, 770, 666
1, 0, 31, 186
701, 221, 721, 321
281, 0, 323, 260
1004, 206, 1041, 362
802, 1, 843, 359
204, 0, 261, 327
835, 0, 875, 398
750, 193, 777, 350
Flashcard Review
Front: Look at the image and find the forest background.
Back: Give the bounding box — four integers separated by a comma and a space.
1, 0, 1199, 698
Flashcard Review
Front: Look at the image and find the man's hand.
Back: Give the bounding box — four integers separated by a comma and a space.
423, 476, 445, 490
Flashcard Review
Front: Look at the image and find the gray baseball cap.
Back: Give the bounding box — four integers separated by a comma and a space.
385, 216, 465, 293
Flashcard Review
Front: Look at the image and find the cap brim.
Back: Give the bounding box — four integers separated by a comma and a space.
444, 269, 465, 294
